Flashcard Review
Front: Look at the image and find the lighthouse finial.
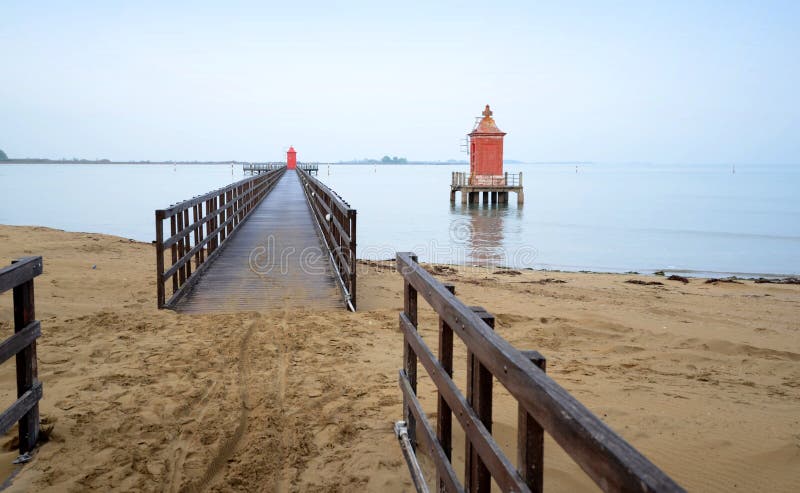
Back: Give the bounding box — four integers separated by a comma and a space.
482, 104, 493, 118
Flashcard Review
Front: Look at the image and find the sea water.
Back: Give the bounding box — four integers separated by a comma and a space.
1, 162, 797, 277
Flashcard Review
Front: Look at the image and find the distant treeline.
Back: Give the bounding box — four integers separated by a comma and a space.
338, 156, 473, 165
340, 156, 408, 164
1, 157, 248, 164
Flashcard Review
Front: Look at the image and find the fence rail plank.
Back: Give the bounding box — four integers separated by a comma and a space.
0, 382, 42, 436
0, 321, 41, 365
0, 257, 42, 295
399, 370, 465, 493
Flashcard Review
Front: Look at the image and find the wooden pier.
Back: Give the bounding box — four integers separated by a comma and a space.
450, 171, 524, 205
154, 167, 355, 312
244, 162, 320, 175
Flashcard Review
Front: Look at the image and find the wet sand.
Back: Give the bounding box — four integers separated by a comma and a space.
0, 225, 798, 491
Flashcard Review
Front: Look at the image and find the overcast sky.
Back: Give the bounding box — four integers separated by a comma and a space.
1, 1, 798, 163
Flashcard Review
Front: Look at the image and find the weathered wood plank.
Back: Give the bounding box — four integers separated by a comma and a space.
0, 257, 42, 295
403, 259, 419, 449
0, 321, 40, 366
399, 370, 465, 493
466, 307, 494, 493
518, 350, 546, 493
155, 210, 166, 308
13, 278, 40, 453
437, 284, 456, 492
0, 382, 42, 437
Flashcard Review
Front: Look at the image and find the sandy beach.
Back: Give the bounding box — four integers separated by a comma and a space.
0, 224, 798, 492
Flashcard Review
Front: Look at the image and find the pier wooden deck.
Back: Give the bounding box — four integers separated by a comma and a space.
155, 170, 350, 313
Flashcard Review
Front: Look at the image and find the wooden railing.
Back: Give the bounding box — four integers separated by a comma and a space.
154, 167, 286, 308
396, 252, 684, 493
296, 167, 357, 310
0, 256, 44, 455
243, 162, 285, 174
244, 162, 321, 175
451, 172, 522, 187
297, 162, 320, 174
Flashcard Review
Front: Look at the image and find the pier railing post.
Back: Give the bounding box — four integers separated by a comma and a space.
437, 283, 456, 491
466, 307, 494, 493
349, 209, 357, 310
155, 210, 165, 308
12, 269, 40, 453
402, 254, 419, 449
518, 350, 546, 493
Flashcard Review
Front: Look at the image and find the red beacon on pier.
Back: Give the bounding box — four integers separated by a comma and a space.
469, 104, 506, 180
451, 104, 524, 205
287, 146, 297, 170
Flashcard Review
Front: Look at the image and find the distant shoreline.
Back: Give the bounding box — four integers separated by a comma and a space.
1, 159, 593, 166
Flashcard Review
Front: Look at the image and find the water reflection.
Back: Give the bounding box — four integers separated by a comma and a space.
450, 202, 523, 266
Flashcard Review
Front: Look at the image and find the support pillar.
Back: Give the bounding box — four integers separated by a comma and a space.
482, 191, 489, 204
517, 189, 524, 205
491, 192, 498, 204
450, 189, 456, 203
461, 190, 468, 204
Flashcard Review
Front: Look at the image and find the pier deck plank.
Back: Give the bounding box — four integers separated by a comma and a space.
174, 172, 342, 313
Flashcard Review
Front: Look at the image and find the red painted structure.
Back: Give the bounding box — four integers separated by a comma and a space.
469, 105, 506, 182
287, 146, 297, 170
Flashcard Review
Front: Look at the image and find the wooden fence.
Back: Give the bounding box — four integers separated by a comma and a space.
243, 162, 285, 174
0, 256, 44, 455
396, 252, 684, 493
244, 162, 321, 175
154, 167, 286, 308
296, 168, 357, 310
451, 172, 522, 188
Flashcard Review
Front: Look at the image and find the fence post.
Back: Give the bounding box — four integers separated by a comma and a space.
349, 209, 357, 310
518, 350, 546, 492
169, 215, 179, 292
176, 211, 186, 285
12, 269, 39, 453
402, 254, 419, 449
193, 205, 201, 268
466, 307, 494, 493
182, 209, 192, 278
155, 211, 165, 308
437, 283, 456, 492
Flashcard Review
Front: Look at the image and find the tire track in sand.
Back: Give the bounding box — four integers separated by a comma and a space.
274, 303, 291, 493
187, 321, 254, 492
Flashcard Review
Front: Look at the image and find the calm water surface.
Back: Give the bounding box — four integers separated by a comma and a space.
1, 163, 798, 277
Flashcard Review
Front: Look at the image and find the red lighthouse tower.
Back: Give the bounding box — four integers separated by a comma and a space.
469, 105, 506, 183
451, 104, 523, 205
287, 146, 297, 170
